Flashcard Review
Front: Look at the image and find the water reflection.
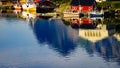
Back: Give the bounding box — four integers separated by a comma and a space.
24, 10, 120, 62
0, 10, 120, 68
79, 24, 116, 42
78, 25, 120, 62
17, 11, 120, 61
68, 17, 98, 29
63, 17, 120, 62
17, 11, 78, 56
33, 19, 78, 56
0, 10, 20, 18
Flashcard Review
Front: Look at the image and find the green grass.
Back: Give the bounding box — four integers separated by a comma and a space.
55, 2, 70, 13
96, 1, 120, 10
56, 1, 120, 12
0, 5, 14, 10
103, 18, 120, 25
110, 1, 120, 9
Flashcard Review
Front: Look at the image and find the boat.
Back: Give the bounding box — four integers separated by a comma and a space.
20, 11, 36, 19
13, 10, 21, 15
13, 0, 22, 10
90, 13, 103, 18
63, 12, 80, 18
14, 4, 22, 10
90, 11, 103, 18
22, 0, 36, 11
36, 13, 57, 19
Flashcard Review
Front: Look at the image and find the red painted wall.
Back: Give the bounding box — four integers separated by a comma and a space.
70, 5, 93, 12
34, 0, 41, 3
70, 18, 93, 25
81, 6, 93, 12
70, 6, 79, 12
81, 18, 93, 24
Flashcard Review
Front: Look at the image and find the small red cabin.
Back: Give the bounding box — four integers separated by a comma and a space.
34, 0, 41, 3
70, 0, 95, 13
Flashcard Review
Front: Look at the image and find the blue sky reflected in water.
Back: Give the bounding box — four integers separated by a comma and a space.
0, 17, 120, 68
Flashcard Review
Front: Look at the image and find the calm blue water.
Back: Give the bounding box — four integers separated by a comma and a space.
0, 14, 120, 68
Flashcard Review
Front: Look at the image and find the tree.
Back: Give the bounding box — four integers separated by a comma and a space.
51, 0, 71, 3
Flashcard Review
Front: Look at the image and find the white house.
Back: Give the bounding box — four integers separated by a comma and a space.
96, 0, 107, 3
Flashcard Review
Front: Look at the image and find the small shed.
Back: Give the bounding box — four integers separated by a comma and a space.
70, 0, 96, 12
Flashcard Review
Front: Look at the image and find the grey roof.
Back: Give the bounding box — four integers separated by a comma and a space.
71, 0, 95, 6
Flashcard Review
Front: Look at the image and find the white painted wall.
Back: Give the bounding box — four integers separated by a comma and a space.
96, 0, 107, 3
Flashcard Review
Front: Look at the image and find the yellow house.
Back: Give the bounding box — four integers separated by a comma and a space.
2, 2, 13, 6
7, 2, 13, 6
20, 0, 26, 4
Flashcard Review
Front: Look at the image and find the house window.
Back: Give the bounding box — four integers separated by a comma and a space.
72, 7, 77, 12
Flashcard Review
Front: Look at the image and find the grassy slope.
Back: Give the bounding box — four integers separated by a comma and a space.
55, 1, 120, 13
97, 1, 120, 10
55, 2, 70, 13
110, 1, 120, 9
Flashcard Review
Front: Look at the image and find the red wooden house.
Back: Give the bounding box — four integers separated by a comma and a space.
34, 0, 41, 3
70, 0, 96, 13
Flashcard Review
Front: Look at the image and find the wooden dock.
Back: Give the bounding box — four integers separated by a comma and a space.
63, 12, 80, 18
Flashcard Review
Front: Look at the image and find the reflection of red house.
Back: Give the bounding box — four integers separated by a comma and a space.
70, 18, 97, 29
70, 18, 94, 25
80, 18, 93, 24
70, 0, 95, 12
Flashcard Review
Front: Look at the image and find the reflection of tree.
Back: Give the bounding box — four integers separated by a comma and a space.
32, 19, 78, 56
51, 0, 71, 3
77, 23, 120, 63
103, 18, 120, 25
30, 18, 120, 62
78, 38, 94, 56
0, 10, 20, 18
116, 24, 120, 34
62, 19, 70, 26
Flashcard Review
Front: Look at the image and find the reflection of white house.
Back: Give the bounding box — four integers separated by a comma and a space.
114, 34, 120, 41
96, 0, 107, 3
21, 11, 36, 19
20, 11, 36, 25
79, 24, 116, 42
13, 10, 22, 15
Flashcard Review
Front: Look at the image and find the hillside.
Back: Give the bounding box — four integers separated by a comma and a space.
51, 0, 71, 12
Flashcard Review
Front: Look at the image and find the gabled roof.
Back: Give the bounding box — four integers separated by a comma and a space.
39, 1, 54, 6
71, 0, 95, 6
